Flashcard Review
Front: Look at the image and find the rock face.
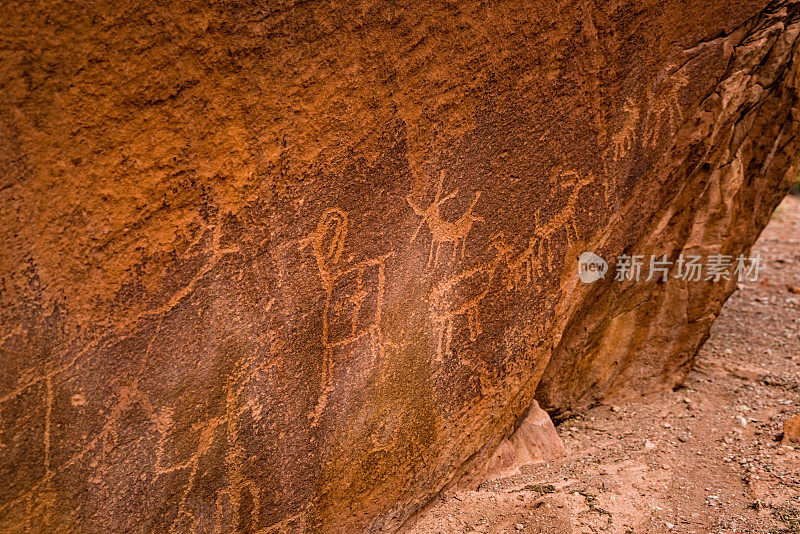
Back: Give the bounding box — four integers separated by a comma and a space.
784, 414, 800, 444
1, 0, 800, 532
482, 401, 565, 481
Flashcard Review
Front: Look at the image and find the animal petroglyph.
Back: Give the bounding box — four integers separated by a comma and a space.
606, 69, 688, 164
644, 70, 689, 147
429, 252, 504, 362
610, 98, 640, 160
427, 168, 606, 363
300, 208, 392, 421
494, 234, 546, 291
407, 170, 484, 268
534, 169, 605, 257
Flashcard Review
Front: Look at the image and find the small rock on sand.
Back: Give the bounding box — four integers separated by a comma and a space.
782, 414, 800, 443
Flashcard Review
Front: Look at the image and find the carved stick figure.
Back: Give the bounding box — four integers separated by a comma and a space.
300, 208, 392, 422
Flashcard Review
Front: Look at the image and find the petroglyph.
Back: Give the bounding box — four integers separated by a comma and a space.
163, 352, 269, 533
605, 69, 688, 164
0, 223, 254, 530
426, 167, 610, 362
533, 169, 605, 265
258, 512, 307, 533
610, 98, 640, 160
429, 250, 505, 362
408, 170, 484, 268
644, 70, 689, 146
428, 234, 549, 362
300, 208, 393, 421
494, 234, 545, 291
4, 2, 799, 531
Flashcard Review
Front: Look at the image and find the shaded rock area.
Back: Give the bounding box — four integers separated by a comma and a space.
1, 1, 800, 532
482, 401, 566, 482
407, 195, 800, 534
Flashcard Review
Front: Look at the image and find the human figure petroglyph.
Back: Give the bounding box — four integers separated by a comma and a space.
0, 222, 246, 524
300, 208, 392, 421
163, 353, 271, 533
301, 207, 349, 286
407, 170, 484, 268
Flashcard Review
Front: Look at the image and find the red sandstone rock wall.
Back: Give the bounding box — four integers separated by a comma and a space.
1, 1, 799, 532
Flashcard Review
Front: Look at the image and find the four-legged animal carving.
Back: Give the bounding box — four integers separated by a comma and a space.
407, 170, 484, 268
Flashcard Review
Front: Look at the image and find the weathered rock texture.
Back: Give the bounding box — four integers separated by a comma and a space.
784, 414, 800, 443
1, 0, 799, 532
482, 400, 565, 480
